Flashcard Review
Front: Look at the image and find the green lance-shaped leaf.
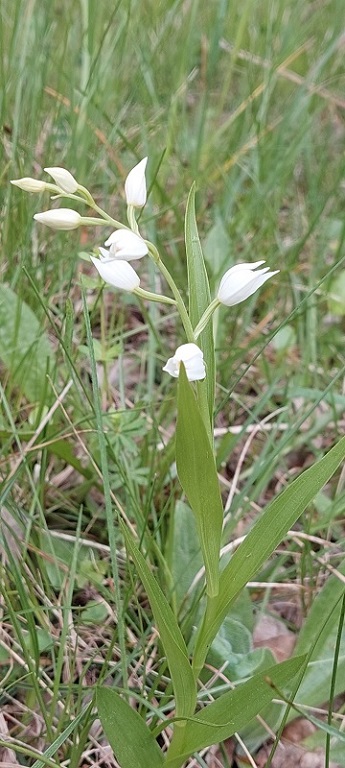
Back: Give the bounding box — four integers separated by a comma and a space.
185, 183, 215, 423
0, 284, 54, 403
165, 655, 306, 767
121, 524, 196, 718
176, 363, 223, 598
97, 688, 164, 768
193, 435, 345, 674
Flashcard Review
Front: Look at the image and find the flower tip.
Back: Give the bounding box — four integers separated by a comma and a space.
125, 157, 148, 207
44, 166, 78, 193
33, 208, 81, 230
11, 177, 46, 193
91, 255, 140, 292
217, 261, 279, 307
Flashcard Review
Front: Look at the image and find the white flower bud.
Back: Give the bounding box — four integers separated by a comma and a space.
34, 208, 82, 230
11, 178, 47, 193
104, 229, 148, 261
163, 343, 206, 381
124, 157, 147, 207
90, 255, 140, 292
217, 261, 279, 306
44, 167, 78, 193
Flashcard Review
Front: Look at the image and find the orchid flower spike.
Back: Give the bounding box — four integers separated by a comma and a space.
90, 249, 140, 292
217, 261, 279, 306
163, 343, 206, 381
125, 157, 147, 207
34, 208, 82, 230
104, 229, 148, 261
44, 167, 78, 194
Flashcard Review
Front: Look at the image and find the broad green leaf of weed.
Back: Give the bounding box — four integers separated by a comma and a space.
165, 655, 306, 768
176, 363, 223, 598
240, 569, 345, 753
327, 270, 345, 315
121, 524, 196, 719
170, 500, 203, 610
185, 183, 215, 421
47, 436, 93, 481
193, 435, 345, 672
292, 557, 345, 709
203, 214, 231, 277
0, 284, 54, 403
206, 616, 275, 682
97, 688, 164, 768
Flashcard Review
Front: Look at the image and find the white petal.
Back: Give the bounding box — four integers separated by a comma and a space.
34, 208, 81, 230
162, 356, 180, 378
124, 157, 148, 207
163, 343, 206, 381
218, 268, 278, 306
175, 343, 204, 362
98, 246, 113, 261
104, 229, 148, 261
185, 359, 206, 381
44, 167, 78, 193
11, 177, 46, 193
90, 256, 140, 292
226, 260, 266, 274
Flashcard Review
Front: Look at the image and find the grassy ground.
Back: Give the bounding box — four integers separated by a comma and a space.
1, 0, 345, 765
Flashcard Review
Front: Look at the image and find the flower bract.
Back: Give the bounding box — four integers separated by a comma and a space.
34, 208, 82, 230
124, 157, 147, 207
44, 167, 78, 193
90, 253, 140, 292
163, 343, 206, 381
217, 261, 279, 306
104, 229, 148, 261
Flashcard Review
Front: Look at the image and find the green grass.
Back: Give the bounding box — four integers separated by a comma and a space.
1, 0, 345, 765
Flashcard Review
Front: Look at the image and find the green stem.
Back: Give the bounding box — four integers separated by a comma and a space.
134, 287, 177, 305
127, 204, 140, 234
48, 186, 127, 230
196, 378, 213, 445
164, 722, 189, 768
78, 186, 127, 228
146, 242, 195, 342
80, 216, 110, 226
192, 593, 218, 679
194, 297, 220, 339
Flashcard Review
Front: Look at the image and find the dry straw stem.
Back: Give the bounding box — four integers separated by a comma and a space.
220, 36, 345, 111
4, 379, 73, 486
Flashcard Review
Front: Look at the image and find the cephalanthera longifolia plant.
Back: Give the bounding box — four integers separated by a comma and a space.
11, 161, 345, 767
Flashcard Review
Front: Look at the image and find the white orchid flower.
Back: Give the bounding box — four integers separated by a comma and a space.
163, 343, 206, 381
217, 261, 279, 306
34, 208, 82, 230
124, 157, 148, 207
11, 178, 47, 193
104, 229, 148, 261
90, 250, 140, 292
44, 167, 78, 194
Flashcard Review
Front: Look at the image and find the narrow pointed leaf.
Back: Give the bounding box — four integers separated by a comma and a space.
97, 688, 164, 768
121, 524, 196, 718
194, 435, 345, 671
185, 183, 215, 419
176, 363, 223, 597
165, 655, 306, 767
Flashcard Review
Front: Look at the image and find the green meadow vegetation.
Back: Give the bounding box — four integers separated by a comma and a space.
1, 0, 345, 766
